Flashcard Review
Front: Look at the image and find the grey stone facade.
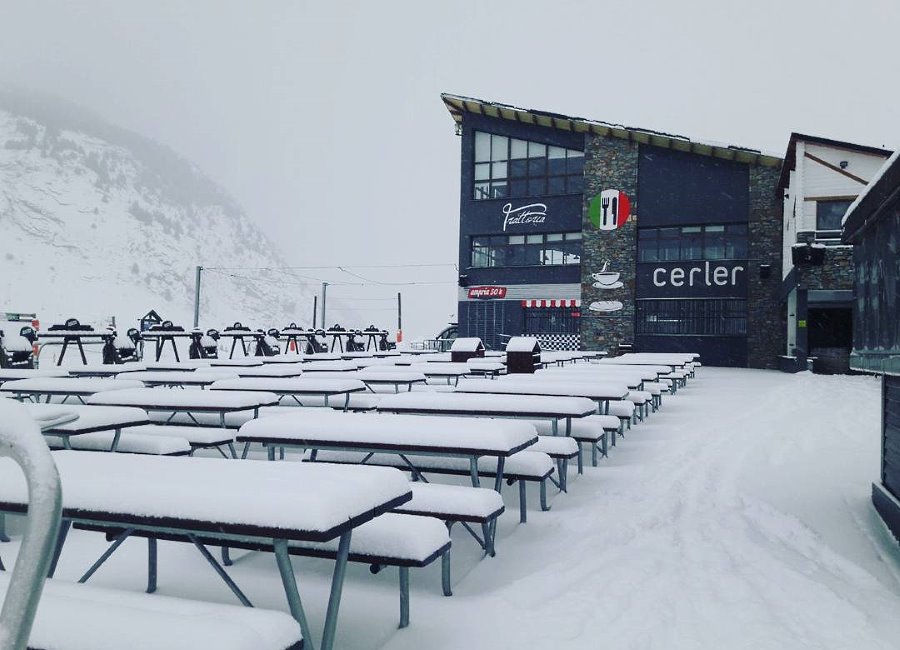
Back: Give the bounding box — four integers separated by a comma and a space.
579, 135, 640, 353
747, 165, 785, 369
794, 233, 855, 290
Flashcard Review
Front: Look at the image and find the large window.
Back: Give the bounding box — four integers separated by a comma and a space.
524, 308, 580, 334
638, 224, 747, 262
471, 232, 581, 268
474, 131, 584, 200
636, 299, 747, 336
816, 200, 852, 237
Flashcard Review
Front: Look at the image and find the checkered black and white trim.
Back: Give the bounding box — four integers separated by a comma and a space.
530, 333, 581, 351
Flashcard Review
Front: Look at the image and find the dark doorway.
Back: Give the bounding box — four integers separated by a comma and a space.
809, 307, 852, 374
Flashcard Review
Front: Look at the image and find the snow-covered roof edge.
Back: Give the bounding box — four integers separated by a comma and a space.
842, 148, 900, 242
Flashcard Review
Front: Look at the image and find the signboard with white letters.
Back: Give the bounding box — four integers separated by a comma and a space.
636, 260, 748, 298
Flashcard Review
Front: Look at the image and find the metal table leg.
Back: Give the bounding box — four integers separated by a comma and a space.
320, 531, 352, 650
274, 538, 315, 650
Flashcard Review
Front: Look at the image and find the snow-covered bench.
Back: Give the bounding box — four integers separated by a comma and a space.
530, 415, 617, 467
530, 435, 579, 491
454, 377, 629, 414
393, 483, 504, 557
311, 449, 555, 523
0, 377, 144, 404
21, 403, 150, 452
45, 429, 191, 455
92, 511, 451, 630
0, 572, 304, 650
123, 424, 237, 457
210, 377, 367, 410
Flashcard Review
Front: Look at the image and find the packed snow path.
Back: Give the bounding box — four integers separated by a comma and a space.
5, 368, 900, 649
380, 368, 900, 649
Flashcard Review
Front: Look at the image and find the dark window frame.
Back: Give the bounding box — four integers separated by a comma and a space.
637, 223, 748, 262
469, 231, 582, 268
473, 131, 584, 201
816, 200, 853, 238
524, 307, 580, 335
636, 299, 748, 336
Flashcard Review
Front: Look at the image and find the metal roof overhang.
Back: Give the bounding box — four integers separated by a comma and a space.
442, 93, 782, 168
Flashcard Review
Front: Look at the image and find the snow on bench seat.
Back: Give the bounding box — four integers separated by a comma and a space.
0, 572, 303, 650
45, 430, 191, 455
530, 435, 579, 459
124, 424, 235, 446
377, 391, 598, 418
291, 511, 449, 567
530, 416, 614, 470
310, 449, 554, 523
114, 370, 239, 385
455, 377, 628, 402
0, 377, 144, 400
394, 482, 505, 522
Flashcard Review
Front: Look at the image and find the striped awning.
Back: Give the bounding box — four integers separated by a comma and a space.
521, 299, 581, 308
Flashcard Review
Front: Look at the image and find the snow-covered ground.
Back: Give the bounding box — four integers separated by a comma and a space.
4, 367, 900, 649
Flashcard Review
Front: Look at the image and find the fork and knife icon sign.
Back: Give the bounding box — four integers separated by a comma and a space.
590, 189, 631, 231
600, 195, 618, 228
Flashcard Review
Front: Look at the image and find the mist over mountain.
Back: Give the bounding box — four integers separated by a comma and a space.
0, 89, 337, 331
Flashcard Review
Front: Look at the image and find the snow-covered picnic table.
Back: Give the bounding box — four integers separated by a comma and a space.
237, 410, 537, 492
312, 368, 428, 393
407, 362, 473, 386
0, 377, 145, 404
66, 362, 146, 377
138, 327, 195, 361
0, 450, 411, 650
464, 359, 507, 378
537, 366, 649, 388
209, 377, 367, 410
455, 377, 629, 411
37, 328, 112, 365
377, 391, 598, 436
114, 370, 239, 387
22, 403, 149, 451
0, 367, 69, 386
87, 387, 279, 427
143, 359, 211, 371
233, 364, 305, 378
299, 360, 363, 373
209, 357, 265, 367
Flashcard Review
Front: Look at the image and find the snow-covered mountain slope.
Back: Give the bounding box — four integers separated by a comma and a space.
0, 92, 333, 331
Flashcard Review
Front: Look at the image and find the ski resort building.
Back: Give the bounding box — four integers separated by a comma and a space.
443, 93, 784, 367
776, 134, 891, 373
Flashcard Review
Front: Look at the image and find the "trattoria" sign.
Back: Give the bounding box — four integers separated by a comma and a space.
502, 202, 547, 231
636, 260, 747, 298
468, 286, 508, 299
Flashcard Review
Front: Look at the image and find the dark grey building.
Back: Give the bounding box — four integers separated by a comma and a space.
443, 93, 784, 367
842, 151, 900, 541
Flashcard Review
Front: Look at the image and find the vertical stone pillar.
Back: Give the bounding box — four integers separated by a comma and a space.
579, 135, 640, 352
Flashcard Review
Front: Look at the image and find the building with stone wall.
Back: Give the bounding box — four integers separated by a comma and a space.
776, 134, 891, 372
443, 93, 785, 367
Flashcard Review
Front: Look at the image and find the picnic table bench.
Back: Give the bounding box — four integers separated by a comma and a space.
210, 377, 367, 410
0, 367, 69, 386
0, 451, 412, 650
0, 377, 145, 404
313, 368, 427, 393
66, 362, 146, 377
87, 387, 279, 428
376, 391, 598, 436
407, 362, 471, 386
114, 369, 239, 387
139, 326, 194, 362
20, 402, 150, 451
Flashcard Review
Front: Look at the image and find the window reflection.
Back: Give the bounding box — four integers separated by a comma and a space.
470, 232, 582, 267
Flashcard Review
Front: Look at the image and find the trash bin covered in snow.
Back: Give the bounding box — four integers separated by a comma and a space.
506, 336, 541, 374
450, 337, 485, 363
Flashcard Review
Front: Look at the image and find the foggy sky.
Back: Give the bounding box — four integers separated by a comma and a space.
0, 0, 897, 339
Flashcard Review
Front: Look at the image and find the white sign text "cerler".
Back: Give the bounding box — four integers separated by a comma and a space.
653, 261, 745, 287
502, 202, 547, 231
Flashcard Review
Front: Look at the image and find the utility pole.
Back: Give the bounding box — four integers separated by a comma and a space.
397, 292, 402, 343
193, 266, 203, 328
312, 296, 317, 329
320, 282, 328, 329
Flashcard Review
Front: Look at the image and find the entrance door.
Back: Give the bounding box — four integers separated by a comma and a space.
808, 307, 852, 374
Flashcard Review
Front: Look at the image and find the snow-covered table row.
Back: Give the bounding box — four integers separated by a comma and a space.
238, 410, 538, 493
456, 377, 629, 406
87, 387, 279, 427
376, 391, 598, 436
210, 377, 367, 409
0, 377, 145, 404
20, 403, 150, 451
0, 451, 411, 650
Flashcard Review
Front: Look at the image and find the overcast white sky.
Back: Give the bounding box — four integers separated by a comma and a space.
0, 0, 897, 339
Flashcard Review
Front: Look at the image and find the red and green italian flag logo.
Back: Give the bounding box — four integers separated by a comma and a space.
589, 190, 630, 231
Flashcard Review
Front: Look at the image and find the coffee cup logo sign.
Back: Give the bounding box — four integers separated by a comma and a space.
468, 286, 507, 299
589, 190, 631, 231
502, 202, 547, 231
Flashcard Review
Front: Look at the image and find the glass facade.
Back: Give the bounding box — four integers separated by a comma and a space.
636, 299, 747, 336
637, 224, 748, 262
524, 308, 580, 334
470, 232, 582, 268
474, 131, 584, 200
